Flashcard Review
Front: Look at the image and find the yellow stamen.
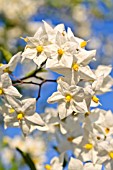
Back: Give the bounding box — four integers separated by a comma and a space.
3, 67, 12, 74
80, 41, 87, 48
20, 37, 28, 42
85, 112, 91, 117
36, 45, 43, 53
17, 112, 24, 120
92, 96, 99, 103
72, 63, 79, 71
0, 88, 3, 95
62, 31, 65, 36
9, 108, 15, 114
0, 63, 4, 67
105, 127, 110, 134
89, 79, 94, 83
83, 143, 93, 150
67, 136, 74, 142
57, 48, 64, 56
44, 164, 51, 170
109, 152, 113, 159
65, 94, 72, 102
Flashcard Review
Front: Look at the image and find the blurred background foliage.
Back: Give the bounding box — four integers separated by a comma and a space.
0, 0, 113, 65
0, 0, 113, 169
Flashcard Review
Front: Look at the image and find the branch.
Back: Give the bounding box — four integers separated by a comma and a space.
13, 79, 57, 100
12, 67, 44, 83
36, 79, 57, 100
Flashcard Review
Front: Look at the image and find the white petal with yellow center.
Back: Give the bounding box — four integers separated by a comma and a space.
65, 94, 72, 102
108, 151, 113, 159
92, 95, 99, 103
57, 48, 64, 56
0, 88, 3, 95
83, 143, 93, 150
105, 127, 110, 134
36, 45, 43, 53
17, 112, 24, 120
80, 41, 87, 48
72, 63, 79, 71
45, 164, 51, 170
9, 108, 15, 114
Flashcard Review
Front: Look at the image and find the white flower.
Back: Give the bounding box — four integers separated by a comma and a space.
94, 65, 113, 94
3, 97, 47, 136
73, 118, 103, 164
48, 48, 96, 85
44, 153, 64, 170
41, 107, 61, 133
46, 31, 79, 69
22, 26, 49, 68
91, 109, 113, 137
97, 139, 113, 169
68, 157, 102, 170
0, 73, 22, 100
43, 20, 66, 43
0, 52, 22, 75
84, 82, 102, 108
84, 65, 113, 107
47, 78, 88, 119
59, 115, 82, 137
67, 27, 90, 49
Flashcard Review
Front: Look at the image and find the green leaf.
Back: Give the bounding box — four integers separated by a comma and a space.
0, 47, 12, 63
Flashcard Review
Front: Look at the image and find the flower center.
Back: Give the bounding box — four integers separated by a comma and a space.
80, 41, 87, 48
105, 127, 110, 134
72, 63, 79, 71
92, 95, 99, 103
17, 112, 24, 120
83, 143, 93, 150
67, 136, 74, 142
57, 48, 64, 57
85, 112, 91, 117
109, 151, 113, 159
62, 30, 66, 36
3, 67, 12, 74
0, 63, 4, 67
0, 88, 4, 95
36, 45, 43, 53
9, 108, 15, 114
20, 37, 28, 42
45, 164, 51, 170
65, 94, 72, 102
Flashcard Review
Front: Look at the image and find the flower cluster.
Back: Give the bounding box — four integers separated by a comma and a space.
0, 21, 113, 169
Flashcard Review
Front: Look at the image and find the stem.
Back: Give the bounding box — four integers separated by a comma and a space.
13, 79, 57, 100
16, 148, 37, 170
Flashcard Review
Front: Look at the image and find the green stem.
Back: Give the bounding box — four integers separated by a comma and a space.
16, 148, 37, 170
